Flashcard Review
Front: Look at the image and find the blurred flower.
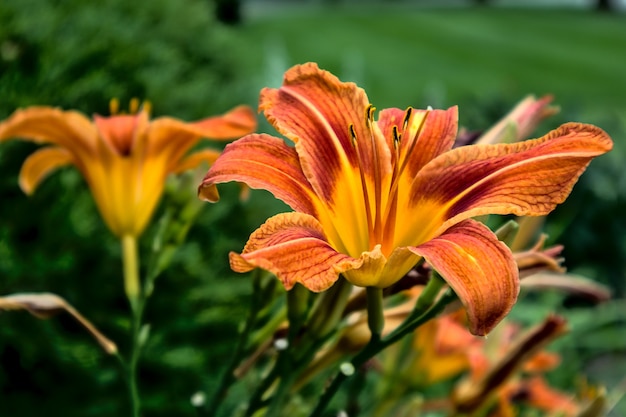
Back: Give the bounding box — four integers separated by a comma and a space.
477, 95, 560, 145
452, 315, 580, 417
200, 62, 612, 335
374, 312, 586, 417
0, 99, 256, 238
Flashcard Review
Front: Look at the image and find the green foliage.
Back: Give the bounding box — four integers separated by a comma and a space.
0, 0, 252, 118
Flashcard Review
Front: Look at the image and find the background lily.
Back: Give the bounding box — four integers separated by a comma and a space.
0, 100, 257, 416
199, 63, 611, 335
0, 99, 257, 239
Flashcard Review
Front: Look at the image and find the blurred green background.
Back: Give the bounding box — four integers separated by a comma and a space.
1, 0, 625, 415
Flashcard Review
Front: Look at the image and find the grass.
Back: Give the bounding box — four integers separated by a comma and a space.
233, 5, 626, 128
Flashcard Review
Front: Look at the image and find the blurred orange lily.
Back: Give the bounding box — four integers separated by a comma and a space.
0, 100, 256, 238
454, 316, 580, 417
199, 63, 611, 335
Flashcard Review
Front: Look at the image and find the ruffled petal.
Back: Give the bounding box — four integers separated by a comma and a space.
410, 123, 612, 236
411, 219, 519, 336
260, 63, 390, 203
18, 146, 74, 195
199, 134, 317, 215
230, 212, 356, 292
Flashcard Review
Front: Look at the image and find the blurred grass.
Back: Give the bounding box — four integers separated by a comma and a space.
233, 5, 626, 121
1, 2, 625, 416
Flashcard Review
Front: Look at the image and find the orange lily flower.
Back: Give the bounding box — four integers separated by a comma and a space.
199, 63, 611, 335
0, 100, 256, 238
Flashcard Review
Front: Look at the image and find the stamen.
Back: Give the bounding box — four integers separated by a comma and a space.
349, 123, 374, 244
392, 126, 400, 149
109, 98, 120, 115
381, 109, 431, 244
129, 98, 140, 114
397, 108, 430, 180
141, 100, 152, 116
383, 126, 402, 252
402, 107, 413, 131
365, 104, 375, 126
365, 105, 383, 242
349, 124, 358, 145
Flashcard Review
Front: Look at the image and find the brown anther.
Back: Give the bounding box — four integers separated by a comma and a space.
109, 98, 120, 115
349, 124, 357, 144
392, 125, 400, 148
402, 106, 413, 131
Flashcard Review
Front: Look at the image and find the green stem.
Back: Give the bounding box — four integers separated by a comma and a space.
287, 284, 309, 343
121, 234, 142, 417
122, 235, 141, 312
248, 305, 287, 348
308, 277, 353, 339
204, 270, 264, 416
308, 286, 457, 417
245, 365, 280, 417
366, 287, 384, 341
265, 367, 297, 417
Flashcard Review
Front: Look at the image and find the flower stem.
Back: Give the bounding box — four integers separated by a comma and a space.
308, 282, 457, 417
122, 235, 140, 312
121, 234, 142, 417
204, 270, 264, 415
308, 277, 353, 339
366, 287, 384, 341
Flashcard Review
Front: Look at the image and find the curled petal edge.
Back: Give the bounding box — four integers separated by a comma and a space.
411, 219, 520, 336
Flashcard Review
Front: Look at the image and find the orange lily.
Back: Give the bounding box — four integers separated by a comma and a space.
199, 63, 611, 335
0, 100, 256, 238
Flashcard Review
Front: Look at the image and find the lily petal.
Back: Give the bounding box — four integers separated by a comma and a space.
94, 111, 149, 156
411, 219, 519, 336
190, 105, 257, 140
146, 105, 257, 173
199, 134, 317, 215
410, 123, 613, 235
230, 212, 355, 292
173, 148, 222, 174
0, 106, 97, 161
378, 106, 458, 176
259, 63, 389, 202
19, 146, 74, 195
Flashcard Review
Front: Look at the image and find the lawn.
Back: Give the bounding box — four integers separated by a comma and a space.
234, 5, 626, 126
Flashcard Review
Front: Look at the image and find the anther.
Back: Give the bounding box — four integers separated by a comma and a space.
349, 124, 357, 145
402, 107, 413, 131
129, 98, 140, 114
142, 101, 152, 116
365, 104, 375, 126
109, 98, 120, 115
392, 126, 400, 149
